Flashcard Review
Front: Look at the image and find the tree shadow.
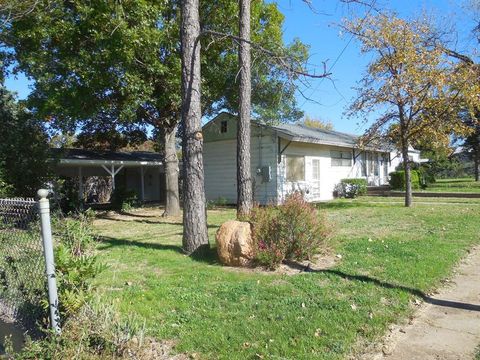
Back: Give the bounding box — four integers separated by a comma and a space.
97, 235, 219, 265
98, 235, 184, 254
284, 261, 480, 312
96, 214, 219, 228
315, 201, 387, 210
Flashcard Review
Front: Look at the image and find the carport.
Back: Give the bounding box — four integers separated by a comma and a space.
52, 148, 165, 203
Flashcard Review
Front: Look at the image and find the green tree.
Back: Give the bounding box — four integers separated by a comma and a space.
300, 115, 334, 130
4, 0, 306, 218
344, 13, 478, 206
0, 86, 51, 196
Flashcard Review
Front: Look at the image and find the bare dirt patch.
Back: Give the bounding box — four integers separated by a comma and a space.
222, 253, 338, 276
120, 338, 189, 360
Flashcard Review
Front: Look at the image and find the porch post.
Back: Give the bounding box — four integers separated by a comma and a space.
111, 164, 115, 190
140, 167, 145, 202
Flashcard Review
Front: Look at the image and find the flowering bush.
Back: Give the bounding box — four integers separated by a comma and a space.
336, 178, 367, 198
249, 192, 330, 269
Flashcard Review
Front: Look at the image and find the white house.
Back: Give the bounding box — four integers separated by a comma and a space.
203, 112, 421, 204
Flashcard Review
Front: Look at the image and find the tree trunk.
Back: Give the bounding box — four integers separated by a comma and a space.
162, 124, 181, 217
180, 0, 209, 255
237, 0, 253, 218
401, 139, 412, 207
474, 151, 479, 182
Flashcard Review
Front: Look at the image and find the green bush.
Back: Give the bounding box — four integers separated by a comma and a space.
339, 178, 368, 198
389, 170, 421, 190
249, 192, 330, 269
110, 187, 138, 211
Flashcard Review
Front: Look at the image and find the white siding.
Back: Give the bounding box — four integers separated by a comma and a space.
277, 140, 399, 202
204, 126, 278, 205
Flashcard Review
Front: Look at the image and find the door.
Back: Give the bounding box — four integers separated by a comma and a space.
310, 158, 321, 200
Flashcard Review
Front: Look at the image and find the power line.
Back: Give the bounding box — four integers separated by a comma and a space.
300, 0, 376, 108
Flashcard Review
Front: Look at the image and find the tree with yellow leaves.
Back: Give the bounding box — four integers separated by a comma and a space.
344, 13, 479, 207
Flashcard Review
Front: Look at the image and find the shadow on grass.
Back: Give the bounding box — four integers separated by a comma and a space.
97, 235, 219, 265
284, 261, 480, 312
96, 214, 220, 228
315, 200, 390, 210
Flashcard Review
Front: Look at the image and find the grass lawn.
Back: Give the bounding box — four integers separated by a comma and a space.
421, 178, 480, 193
93, 198, 480, 360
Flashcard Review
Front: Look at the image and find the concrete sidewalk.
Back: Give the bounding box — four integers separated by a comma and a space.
374, 247, 480, 360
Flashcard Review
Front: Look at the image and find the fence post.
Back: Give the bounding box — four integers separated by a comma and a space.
37, 189, 61, 334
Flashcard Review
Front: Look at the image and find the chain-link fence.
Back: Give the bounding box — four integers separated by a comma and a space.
0, 198, 46, 327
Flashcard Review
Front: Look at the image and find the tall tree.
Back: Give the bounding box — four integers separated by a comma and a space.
237, 0, 253, 217
344, 13, 478, 206
461, 113, 480, 181
181, 0, 209, 254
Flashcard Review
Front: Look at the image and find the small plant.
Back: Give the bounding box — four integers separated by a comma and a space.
50, 214, 105, 320
249, 192, 330, 269
17, 300, 148, 359
215, 196, 228, 206
337, 178, 368, 198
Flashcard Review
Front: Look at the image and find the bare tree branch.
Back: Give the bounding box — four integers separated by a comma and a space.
201, 29, 331, 79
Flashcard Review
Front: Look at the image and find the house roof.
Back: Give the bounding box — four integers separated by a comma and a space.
269, 123, 359, 148
259, 122, 398, 152
52, 148, 163, 167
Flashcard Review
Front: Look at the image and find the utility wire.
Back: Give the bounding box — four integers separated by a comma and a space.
300, 0, 377, 107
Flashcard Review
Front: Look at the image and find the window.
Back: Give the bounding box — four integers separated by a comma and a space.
220, 120, 228, 133
360, 152, 367, 176
331, 150, 352, 167
312, 159, 320, 180
286, 156, 305, 181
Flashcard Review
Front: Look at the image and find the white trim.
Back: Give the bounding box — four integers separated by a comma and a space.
59, 159, 162, 167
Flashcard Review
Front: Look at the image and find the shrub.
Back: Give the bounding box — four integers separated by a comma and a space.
249, 192, 330, 269
389, 170, 421, 190
338, 178, 367, 198
249, 206, 285, 269
110, 187, 138, 211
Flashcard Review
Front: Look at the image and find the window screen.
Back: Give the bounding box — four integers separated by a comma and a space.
331, 150, 352, 167
286, 156, 305, 181
220, 120, 227, 133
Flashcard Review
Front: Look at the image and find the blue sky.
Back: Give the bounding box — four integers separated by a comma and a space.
4, 0, 477, 134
